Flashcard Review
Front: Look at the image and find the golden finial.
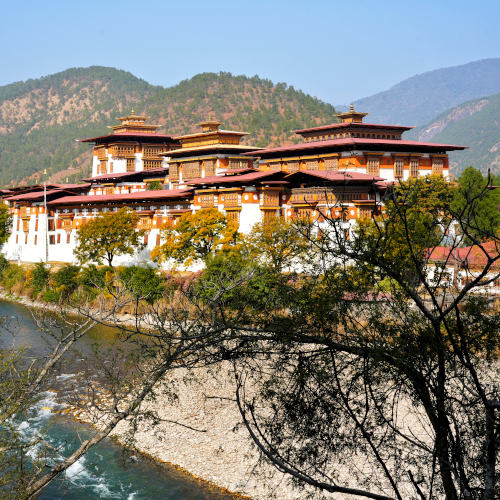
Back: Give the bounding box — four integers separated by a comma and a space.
43, 168, 47, 175
131, 108, 135, 115
65, 177, 69, 183
350, 103, 355, 112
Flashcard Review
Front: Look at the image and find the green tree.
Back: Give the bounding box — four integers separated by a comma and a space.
153, 208, 239, 266
30, 262, 50, 295
75, 208, 143, 267
119, 266, 164, 304
244, 218, 309, 273
354, 175, 454, 286
145, 181, 163, 191
451, 166, 500, 242
0, 204, 12, 247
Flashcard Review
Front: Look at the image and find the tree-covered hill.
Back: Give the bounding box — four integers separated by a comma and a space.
408, 92, 500, 175
0, 67, 336, 186
354, 58, 500, 127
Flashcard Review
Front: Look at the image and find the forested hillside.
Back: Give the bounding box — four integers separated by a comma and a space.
0, 67, 336, 186
354, 58, 500, 126
408, 92, 500, 175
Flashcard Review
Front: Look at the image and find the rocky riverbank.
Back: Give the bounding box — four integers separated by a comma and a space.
0, 291, 321, 499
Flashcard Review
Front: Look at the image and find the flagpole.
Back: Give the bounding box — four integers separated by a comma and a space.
43, 169, 48, 263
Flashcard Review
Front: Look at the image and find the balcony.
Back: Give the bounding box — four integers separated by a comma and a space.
290, 188, 336, 206
261, 191, 280, 208
110, 144, 135, 157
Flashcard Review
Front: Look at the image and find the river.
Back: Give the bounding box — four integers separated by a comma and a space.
0, 299, 235, 499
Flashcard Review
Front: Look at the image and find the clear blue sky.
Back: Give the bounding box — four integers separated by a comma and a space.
1, 0, 499, 104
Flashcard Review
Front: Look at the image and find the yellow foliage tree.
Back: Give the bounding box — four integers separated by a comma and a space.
244, 218, 309, 272
75, 208, 143, 267
152, 208, 239, 266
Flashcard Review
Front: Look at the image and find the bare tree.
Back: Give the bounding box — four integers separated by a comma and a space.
164, 175, 499, 499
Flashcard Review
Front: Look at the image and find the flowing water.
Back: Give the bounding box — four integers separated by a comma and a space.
0, 300, 234, 499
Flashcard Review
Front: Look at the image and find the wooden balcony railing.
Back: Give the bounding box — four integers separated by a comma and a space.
223, 192, 240, 209
110, 144, 135, 157
261, 191, 280, 208
290, 188, 336, 205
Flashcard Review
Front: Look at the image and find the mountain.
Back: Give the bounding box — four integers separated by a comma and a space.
354, 58, 500, 127
0, 67, 336, 186
407, 92, 500, 175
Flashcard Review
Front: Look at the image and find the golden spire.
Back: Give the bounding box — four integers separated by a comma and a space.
337, 104, 368, 123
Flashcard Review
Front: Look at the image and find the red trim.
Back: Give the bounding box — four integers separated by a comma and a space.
285, 170, 385, 182
294, 122, 414, 134
47, 189, 193, 206
80, 132, 175, 143
245, 138, 467, 156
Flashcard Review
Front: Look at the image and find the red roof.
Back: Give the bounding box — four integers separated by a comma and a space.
245, 137, 467, 157
6, 185, 90, 202
428, 241, 500, 268
185, 170, 283, 185
47, 189, 193, 206
285, 170, 385, 183
51, 183, 90, 190
7, 189, 65, 201
294, 122, 413, 134
219, 167, 258, 174
79, 132, 176, 143
83, 171, 141, 182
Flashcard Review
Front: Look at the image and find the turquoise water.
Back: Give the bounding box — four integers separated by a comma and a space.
1, 300, 234, 500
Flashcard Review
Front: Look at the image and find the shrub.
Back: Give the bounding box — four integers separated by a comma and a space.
119, 266, 164, 304
78, 265, 109, 291
2, 264, 26, 292
42, 289, 61, 303
0, 254, 9, 276
52, 265, 80, 297
30, 262, 50, 295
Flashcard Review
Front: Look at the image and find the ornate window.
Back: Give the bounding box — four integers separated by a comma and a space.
169, 163, 179, 182
204, 159, 216, 177
200, 193, 214, 208
262, 191, 280, 207
263, 210, 278, 224
227, 159, 248, 170
306, 159, 319, 171
111, 144, 135, 157
182, 161, 201, 180
366, 157, 380, 176
394, 158, 404, 179
287, 161, 299, 173
226, 210, 240, 226
359, 207, 373, 219
432, 158, 444, 176
224, 192, 239, 208
297, 208, 312, 221
143, 146, 164, 159
143, 159, 162, 171
126, 158, 135, 172
337, 192, 366, 202
410, 158, 419, 178
325, 158, 338, 171
268, 162, 282, 171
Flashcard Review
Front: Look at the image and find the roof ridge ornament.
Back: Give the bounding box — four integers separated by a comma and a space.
337, 104, 369, 123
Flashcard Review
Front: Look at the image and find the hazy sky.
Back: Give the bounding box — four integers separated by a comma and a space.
1, 0, 499, 104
